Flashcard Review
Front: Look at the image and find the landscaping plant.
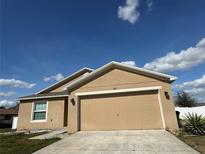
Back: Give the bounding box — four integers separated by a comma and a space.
183, 113, 205, 135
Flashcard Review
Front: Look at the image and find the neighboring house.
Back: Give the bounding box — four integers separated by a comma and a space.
0, 107, 18, 128
17, 61, 179, 133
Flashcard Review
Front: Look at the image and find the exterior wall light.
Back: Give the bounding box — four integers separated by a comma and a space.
164, 91, 170, 100
71, 98, 75, 106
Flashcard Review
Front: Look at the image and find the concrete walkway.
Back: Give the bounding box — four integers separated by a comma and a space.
34, 130, 199, 154
30, 128, 67, 139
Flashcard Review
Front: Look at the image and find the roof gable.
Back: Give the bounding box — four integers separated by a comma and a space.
66, 61, 177, 91
37, 67, 93, 94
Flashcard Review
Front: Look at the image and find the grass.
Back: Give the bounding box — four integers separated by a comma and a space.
0, 128, 15, 133
0, 132, 60, 154
176, 116, 205, 153
177, 133, 205, 154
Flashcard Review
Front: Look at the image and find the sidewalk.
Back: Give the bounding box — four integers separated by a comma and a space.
30, 128, 67, 139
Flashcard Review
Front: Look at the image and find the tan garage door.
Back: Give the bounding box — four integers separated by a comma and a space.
79, 91, 163, 130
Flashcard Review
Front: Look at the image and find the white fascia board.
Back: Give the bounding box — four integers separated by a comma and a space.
36, 67, 93, 94
67, 61, 177, 91
18, 95, 68, 101
75, 86, 161, 96
112, 61, 177, 81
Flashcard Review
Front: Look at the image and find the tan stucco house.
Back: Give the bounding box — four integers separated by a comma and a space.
17, 61, 179, 133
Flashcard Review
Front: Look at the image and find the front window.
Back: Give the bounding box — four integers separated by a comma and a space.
32, 101, 47, 121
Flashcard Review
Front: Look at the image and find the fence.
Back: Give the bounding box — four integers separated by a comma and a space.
175, 106, 205, 119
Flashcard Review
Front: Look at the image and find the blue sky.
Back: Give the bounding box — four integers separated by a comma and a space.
1, 0, 205, 107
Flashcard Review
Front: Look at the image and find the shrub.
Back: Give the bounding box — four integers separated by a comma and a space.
183, 113, 205, 135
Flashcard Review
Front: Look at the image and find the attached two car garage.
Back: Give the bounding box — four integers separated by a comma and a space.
77, 87, 164, 131
67, 62, 179, 133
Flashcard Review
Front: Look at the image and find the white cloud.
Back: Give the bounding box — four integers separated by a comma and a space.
176, 75, 205, 89
0, 79, 36, 89
121, 60, 136, 66
175, 75, 205, 102
118, 0, 140, 24
144, 37, 205, 73
147, 0, 153, 11
0, 99, 17, 108
185, 88, 205, 96
185, 88, 205, 102
0, 92, 15, 97
196, 37, 205, 47
43, 73, 64, 82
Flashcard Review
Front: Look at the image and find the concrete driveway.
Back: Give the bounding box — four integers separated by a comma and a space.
34, 130, 199, 154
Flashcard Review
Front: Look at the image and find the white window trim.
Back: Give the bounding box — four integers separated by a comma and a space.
30, 101, 48, 123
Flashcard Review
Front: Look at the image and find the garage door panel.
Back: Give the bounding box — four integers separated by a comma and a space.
81, 98, 120, 130
80, 92, 163, 130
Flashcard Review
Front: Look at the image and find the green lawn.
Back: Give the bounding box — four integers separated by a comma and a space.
0, 132, 60, 154
178, 135, 205, 154
0, 128, 15, 133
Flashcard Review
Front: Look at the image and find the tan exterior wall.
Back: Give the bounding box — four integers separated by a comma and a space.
80, 91, 163, 130
68, 68, 178, 133
17, 99, 66, 130
73, 68, 159, 92
159, 83, 179, 130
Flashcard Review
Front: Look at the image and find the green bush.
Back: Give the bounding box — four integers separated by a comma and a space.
183, 113, 205, 135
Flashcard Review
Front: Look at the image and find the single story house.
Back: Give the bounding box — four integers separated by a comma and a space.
17, 61, 179, 133
0, 106, 18, 128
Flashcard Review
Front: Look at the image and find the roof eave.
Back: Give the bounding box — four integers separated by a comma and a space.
111, 61, 177, 82
36, 67, 93, 94
18, 94, 68, 101
66, 61, 177, 91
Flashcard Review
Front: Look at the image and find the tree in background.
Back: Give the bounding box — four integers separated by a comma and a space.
175, 91, 197, 107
